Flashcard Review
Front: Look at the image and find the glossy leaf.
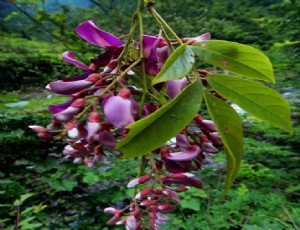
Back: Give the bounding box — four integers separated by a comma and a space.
207, 74, 293, 133
13, 193, 36, 206
117, 79, 203, 158
204, 93, 243, 193
192, 40, 274, 83
152, 44, 194, 85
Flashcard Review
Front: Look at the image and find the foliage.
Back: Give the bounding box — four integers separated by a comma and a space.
0, 0, 299, 229
0, 36, 79, 90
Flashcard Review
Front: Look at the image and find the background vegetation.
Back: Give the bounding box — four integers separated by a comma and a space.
0, 0, 299, 229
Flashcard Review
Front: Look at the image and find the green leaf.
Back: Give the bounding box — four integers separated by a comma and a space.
13, 193, 35, 206
117, 79, 203, 158
192, 40, 274, 83
20, 223, 43, 230
48, 180, 77, 192
32, 203, 47, 213
21, 207, 33, 216
206, 74, 293, 133
152, 44, 194, 85
203, 93, 243, 193
180, 197, 201, 211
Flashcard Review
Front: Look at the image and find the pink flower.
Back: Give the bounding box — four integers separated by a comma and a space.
76, 20, 123, 48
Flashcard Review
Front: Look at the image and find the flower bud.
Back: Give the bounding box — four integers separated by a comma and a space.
104, 207, 118, 215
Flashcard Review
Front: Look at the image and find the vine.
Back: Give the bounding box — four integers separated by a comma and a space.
30, 1, 292, 229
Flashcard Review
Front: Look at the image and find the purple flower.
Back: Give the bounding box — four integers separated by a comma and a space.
47, 73, 100, 95
182, 32, 211, 44
48, 99, 74, 114
76, 20, 123, 48
163, 173, 202, 189
98, 130, 117, 148
142, 35, 170, 75
62, 51, 94, 71
52, 99, 85, 123
166, 77, 188, 99
102, 96, 135, 128
125, 216, 138, 230
164, 145, 200, 161
176, 133, 192, 149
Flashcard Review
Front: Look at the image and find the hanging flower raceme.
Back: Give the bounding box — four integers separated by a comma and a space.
29, 10, 228, 229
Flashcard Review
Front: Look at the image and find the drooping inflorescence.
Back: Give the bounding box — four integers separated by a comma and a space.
29, 18, 223, 229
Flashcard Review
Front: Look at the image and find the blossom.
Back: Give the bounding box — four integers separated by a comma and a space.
166, 77, 188, 99
142, 35, 170, 75
47, 73, 100, 95
76, 20, 123, 48
102, 89, 137, 128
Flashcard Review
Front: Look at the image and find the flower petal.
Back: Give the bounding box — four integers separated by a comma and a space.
48, 99, 74, 114
126, 216, 137, 230
48, 79, 93, 95
98, 130, 117, 148
176, 133, 192, 149
76, 20, 122, 48
103, 96, 134, 128
142, 35, 158, 59
163, 159, 190, 173
163, 176, 202, 188
62, 51, 92, 70
165, 145, 200, 161
192, 32, 211, 43
166, 78, 188, 99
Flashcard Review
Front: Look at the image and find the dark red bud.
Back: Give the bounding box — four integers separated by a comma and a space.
88, 111, 102, 122
37, 132, 52, 141
139, 174, 152, 184
86, 73, 101, 82
140, 187, 153, 197
118, 88, 131, 99
194, 114, 203, 123
198, 69, 210, 76
70, 98, 85, 108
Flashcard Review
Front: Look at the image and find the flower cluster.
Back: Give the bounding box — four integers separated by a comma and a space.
30, 20, 222, 229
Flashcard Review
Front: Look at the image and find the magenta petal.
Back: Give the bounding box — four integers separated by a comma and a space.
202, 142, 218, 153
157, 45, 169, 69
166, 78, 188, 99
48, 79, 93, 95
192, 32, 211, 43
130, 98, 139, 117
53, 107, 80, 122
103, 96, 134, 128
48, 99, 74, 114
63, 72, 90, 81
165, 145, 200, 161
163, 159, 189, 173
126, 216, 137, 230
145, 59, 160, 75
86, 122, 100, 140
98, 130, 117, 148
62, 51, 92, 70
176, 133, 191, 149
164, 177, 202, 189
165, 188, 180, 202
142, 35, 158, 59
76, 20, 122, 48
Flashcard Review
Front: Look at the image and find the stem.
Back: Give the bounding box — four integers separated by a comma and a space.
148, 6, 183, 45
74, 58, 142, 122
138, 156, 147, 177
149, 153, 163, 186
151, 12, 175, 52
15, 205, 20, 230
137, 0, 149, 118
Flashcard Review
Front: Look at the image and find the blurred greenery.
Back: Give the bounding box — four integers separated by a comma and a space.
0, 0, 299, 229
